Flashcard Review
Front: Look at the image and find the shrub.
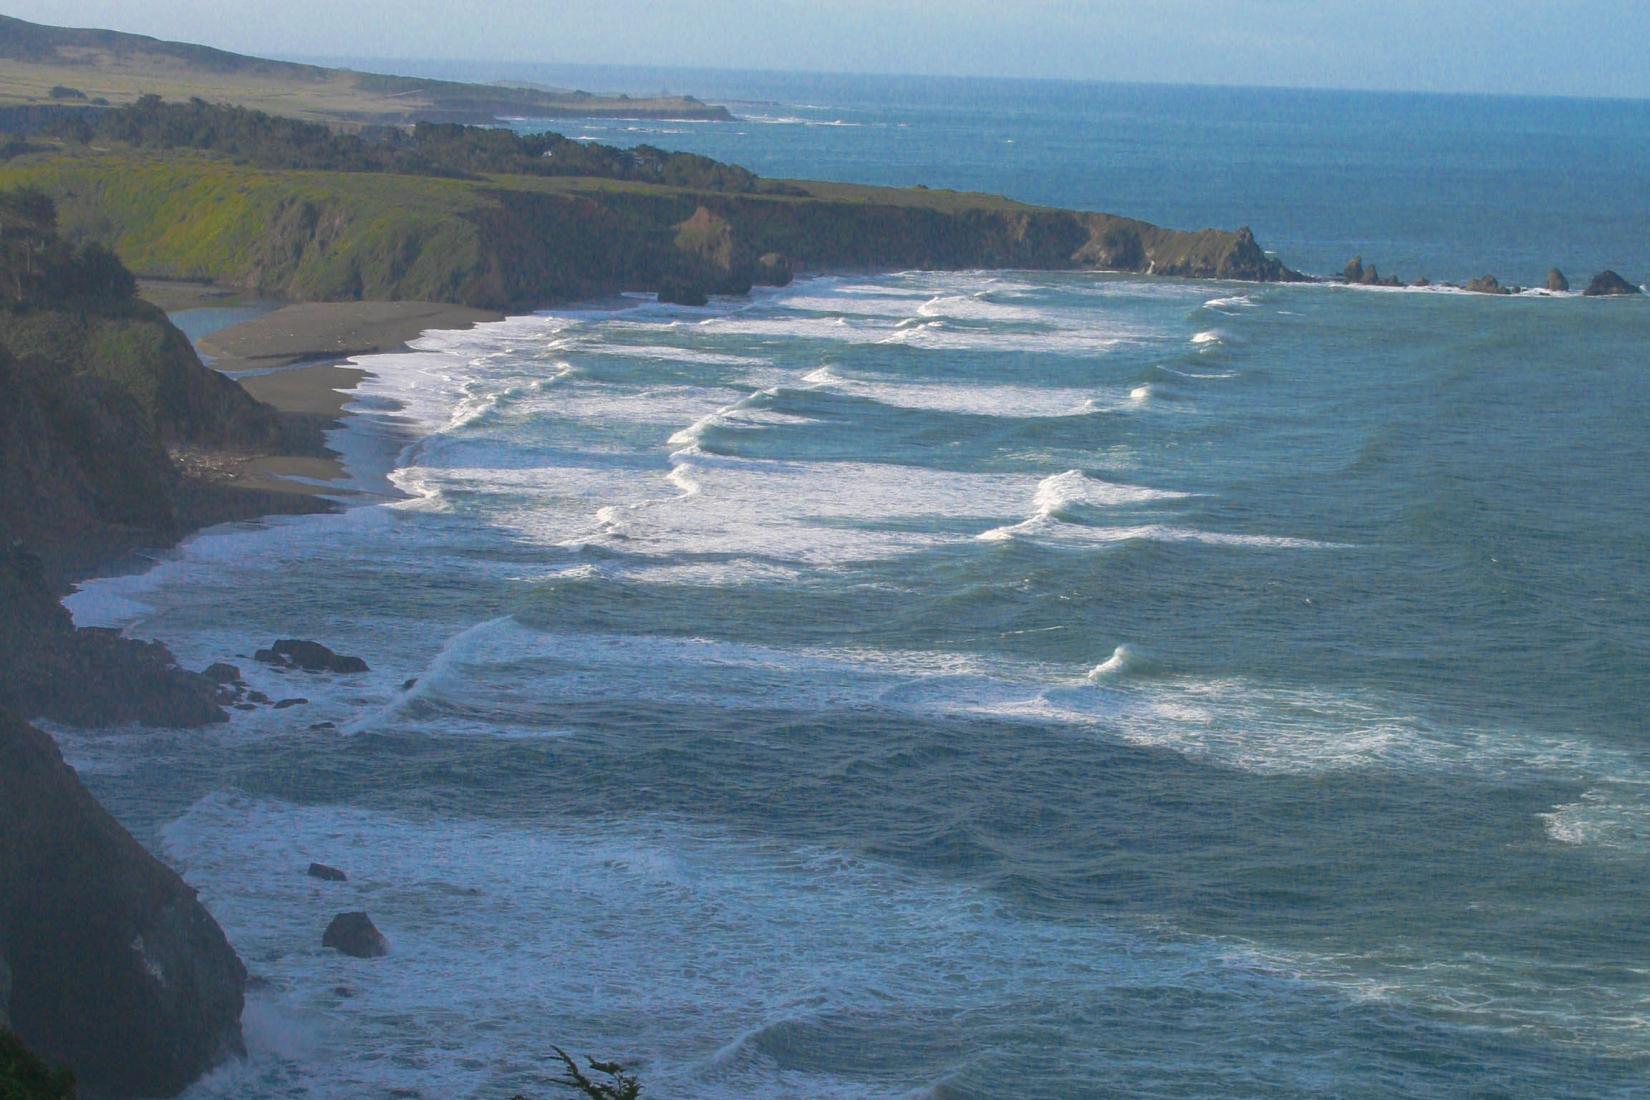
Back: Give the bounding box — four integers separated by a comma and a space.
0, 1030, 77, 1100
512, 1048, 641, 1100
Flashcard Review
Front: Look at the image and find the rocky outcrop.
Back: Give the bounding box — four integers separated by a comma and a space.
0, 544, 227, 727
1545, 268, 1569, 292
1464, 274, 1510, 295
323, 912, 388, 958
754, 252, 793, 287
1583, 270, 1641, 296
307, 862, 347, 882
656, 276, 709, 307
253, 639, 368, 674
0, 708, 246, 1096
0, 198, 293, 584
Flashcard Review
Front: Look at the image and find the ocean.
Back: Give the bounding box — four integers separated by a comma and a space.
59, 73, 1650, 1097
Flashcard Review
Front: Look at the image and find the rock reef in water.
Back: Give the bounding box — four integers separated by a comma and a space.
323, 912, 389, 958
1545, 268, 1570, 292
0, 708, 246, 1096
1583, 270, 1641, 296
1339, 255, 1400, 287
254, 639, 369, 674
1463, 274, 1509, 295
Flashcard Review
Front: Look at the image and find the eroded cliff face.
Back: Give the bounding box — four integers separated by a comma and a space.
0, 204, 283, 725
4, 155, 1301, 312
0, 708, 246, 1097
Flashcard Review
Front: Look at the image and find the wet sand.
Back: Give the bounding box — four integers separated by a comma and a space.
188, 300, 503, 497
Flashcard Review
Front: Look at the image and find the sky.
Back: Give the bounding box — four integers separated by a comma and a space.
9, 1, 1650, 100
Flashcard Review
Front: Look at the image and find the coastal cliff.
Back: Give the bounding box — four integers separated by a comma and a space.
0, 99, 1298, 311
0, 191, 310, 725
4, 154, 1295, 309
0, 186, 325, 568
0, 708, 246, 1097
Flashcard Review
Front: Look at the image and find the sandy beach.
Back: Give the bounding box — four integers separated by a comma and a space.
178, 300, 504, 501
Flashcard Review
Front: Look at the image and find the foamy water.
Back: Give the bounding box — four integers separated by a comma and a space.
67, 264, 1650, 1098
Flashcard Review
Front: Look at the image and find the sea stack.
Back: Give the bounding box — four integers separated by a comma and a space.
1545, 268, 1569, 292
1464, 274, 1509, 295
1583, 270, 1642, 296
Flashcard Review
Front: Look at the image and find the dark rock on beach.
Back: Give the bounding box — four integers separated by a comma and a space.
1583, 270, 1641, 296
1545, 268, 1570, 293
307, 862, 347, 882
0, 708, 246, 1095
256, 639, 369, 673
323, 912, 388, 958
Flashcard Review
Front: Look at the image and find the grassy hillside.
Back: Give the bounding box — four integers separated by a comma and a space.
0, 14, 730, 124
0, 144, 1298, 310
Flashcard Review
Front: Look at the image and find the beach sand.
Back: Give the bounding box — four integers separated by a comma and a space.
198, 300, 502, 375
179, 300, 502, 503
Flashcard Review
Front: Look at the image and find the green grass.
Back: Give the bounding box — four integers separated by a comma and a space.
0, 145, 1292, 309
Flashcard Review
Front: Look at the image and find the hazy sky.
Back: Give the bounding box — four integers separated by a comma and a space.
10, 1, 1650, 99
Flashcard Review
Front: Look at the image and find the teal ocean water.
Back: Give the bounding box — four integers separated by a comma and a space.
64, 76, 1650, 1097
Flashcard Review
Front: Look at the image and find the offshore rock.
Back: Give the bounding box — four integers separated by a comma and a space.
656, 277, 710, 307
0, 709, 246, 1096
1545, 268, 1570, 293
1343, 256, 1365, 283
1464, 274, 1509, 295
257, 639, 369, 674
307, 862, 347, 882
323, 912, 388, 958
1583, 270, 1641, 296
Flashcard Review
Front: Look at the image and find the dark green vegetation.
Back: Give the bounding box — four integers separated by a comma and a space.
0, 14, 731, 124
0, 1032, 75, 1100
0, 187, 295, 567
47, 96, 768, 190
1, 102, 1298, 311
